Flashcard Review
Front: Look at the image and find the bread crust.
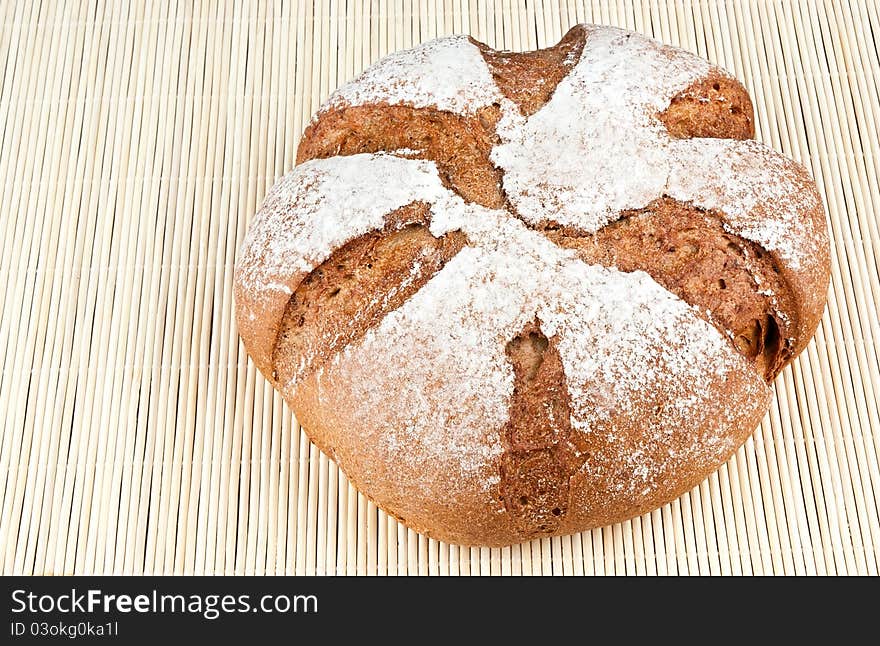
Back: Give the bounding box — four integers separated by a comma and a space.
234, 25, 830, 546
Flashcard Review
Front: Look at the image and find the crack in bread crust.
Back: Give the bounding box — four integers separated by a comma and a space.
297, 104, 506, 209
540, 197, 796, 381
272, 202, 467, 385
475, 26, 588, 116
500, 321, 590, 539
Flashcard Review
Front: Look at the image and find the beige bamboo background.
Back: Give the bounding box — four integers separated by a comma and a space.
0, 0, 878, 575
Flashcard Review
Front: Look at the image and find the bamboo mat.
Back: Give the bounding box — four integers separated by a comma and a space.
1, 0, 878, 576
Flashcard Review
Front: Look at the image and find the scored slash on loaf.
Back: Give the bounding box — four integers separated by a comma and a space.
234, 24, 830, 546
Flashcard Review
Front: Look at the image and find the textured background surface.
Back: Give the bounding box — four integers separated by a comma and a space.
1, 0, 878, 575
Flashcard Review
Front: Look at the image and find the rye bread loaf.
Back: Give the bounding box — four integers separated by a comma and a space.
234, 24, 830, 546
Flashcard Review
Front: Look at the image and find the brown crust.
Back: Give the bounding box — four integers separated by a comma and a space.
499, 321, 590, 538
236, 25, 830, 546
297, 104, 505, 209
273, 202, 467, 385
659, 73, 755, 139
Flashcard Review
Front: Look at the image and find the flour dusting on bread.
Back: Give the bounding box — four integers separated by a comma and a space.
234, 24, 829, 546
327, 36, 503, 116
492, 26, 710, 231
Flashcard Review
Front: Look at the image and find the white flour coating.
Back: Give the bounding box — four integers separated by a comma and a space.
490, 25, 819, 270
326, 36, 503, 116
236, 154, 452, 314
390, 147, 421, 156
263, 155, 766, 496
667, 138, 821, 270
492, 26, 709, 232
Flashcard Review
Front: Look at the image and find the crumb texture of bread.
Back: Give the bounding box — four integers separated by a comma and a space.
234, 24, 830, 546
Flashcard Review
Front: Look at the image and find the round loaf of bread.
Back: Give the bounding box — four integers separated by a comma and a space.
234, 24, 830, 546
